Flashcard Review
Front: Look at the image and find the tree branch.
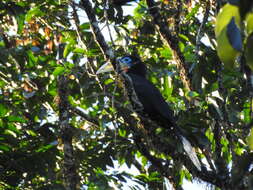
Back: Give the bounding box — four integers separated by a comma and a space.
69, 106, 99, 127
191, 0, 211, 73
146, 0, 192, 91
71, 1, 104, 90
79, 0, 114, 61
58, 75, 79, 190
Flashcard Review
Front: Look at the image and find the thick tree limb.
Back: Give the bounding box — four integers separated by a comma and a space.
146, 0, 192, 91
58, 75, 79, 190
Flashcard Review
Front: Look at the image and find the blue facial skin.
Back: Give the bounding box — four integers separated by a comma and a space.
117, 56, 134, 70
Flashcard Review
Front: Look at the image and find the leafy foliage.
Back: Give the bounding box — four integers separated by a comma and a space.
0, 0, 252, 190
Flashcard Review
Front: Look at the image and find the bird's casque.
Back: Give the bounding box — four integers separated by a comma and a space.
96, 55, 146, 76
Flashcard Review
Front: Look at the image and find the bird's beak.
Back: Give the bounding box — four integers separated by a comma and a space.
96, 62, 114, 74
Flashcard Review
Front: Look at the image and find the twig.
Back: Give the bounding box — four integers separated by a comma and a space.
103, 0, 115, 47
190, 0, 211, 73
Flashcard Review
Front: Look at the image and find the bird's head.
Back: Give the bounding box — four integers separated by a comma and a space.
96, 55, 146, 77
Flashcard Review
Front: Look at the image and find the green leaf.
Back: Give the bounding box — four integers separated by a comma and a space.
8, 123, 20, 134
0, 119, 3, 128
36, 144, 54, 152
179, 34, 190, 42
246, 13, 253, 35
186, 4, 200, 20
243, 100, 251, 123
0, 80, 6, 88
119, 128, 127, 137
163, 75, 173, 98
133, 4, 146, 20
160, 47, 172, 59
104, 78, 114, 85
73, 48, 85, 54
216, 21, 240, 69
26, 7, 45, 21
0, 144, 11, 152
215, 4, 240, 37
53, 66, 65, 76
65, 62, 75, 69
26, 129, 37, 136
63, 43, 74, 58
80, 22, 90, 30
187, 91, 199, 98
27, 50, 38, 65
86, 48, 100, 57
4, 129, 17, 138
16, 14, 25, 34
0, 104, 8, 117
7, 115, 26, 123
48, 81, 57, 96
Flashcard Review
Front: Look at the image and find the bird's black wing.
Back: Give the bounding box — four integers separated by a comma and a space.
128, 73, 202, 171
128, 73, 176, 126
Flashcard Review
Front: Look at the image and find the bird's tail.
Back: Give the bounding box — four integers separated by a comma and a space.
179, 135, 202, 171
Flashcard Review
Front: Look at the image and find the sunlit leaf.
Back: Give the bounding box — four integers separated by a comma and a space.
159, 47, 172, 59
16, 14, 25, 34
26, 7, 45, 21
246, 13, 253, 35
0, 104, 8, 117
163, 75, 173, 98
243, 100, 251, 123
36, 144, 55, 152
73, 48, 85, 54
26, 129, 37, 136
63, 43, 74, 58
4, 129, 17, 138
53, 66, 65, 76
215, 4, 241, 37
187, 91, 199, 98
80, 22, 90, 30
216, 19, 240, 69
185, 4, 200, 20
104, 78, 114, 85
7, 115, 26, 123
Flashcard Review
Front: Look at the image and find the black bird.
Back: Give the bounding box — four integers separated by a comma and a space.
97, 55, 176, 126
97, 55, 201, 170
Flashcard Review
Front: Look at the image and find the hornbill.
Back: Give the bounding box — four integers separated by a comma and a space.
97, 55, 201, 171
